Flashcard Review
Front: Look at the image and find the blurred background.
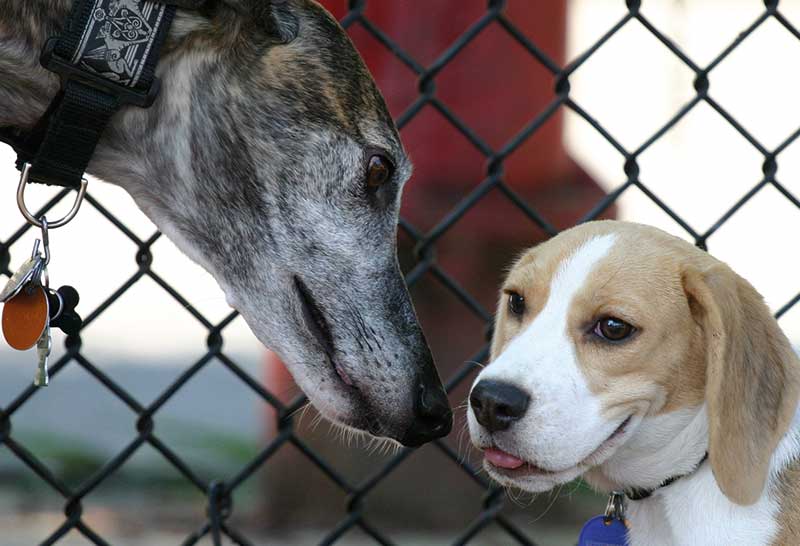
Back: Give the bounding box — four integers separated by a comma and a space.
2, 0, 800, 544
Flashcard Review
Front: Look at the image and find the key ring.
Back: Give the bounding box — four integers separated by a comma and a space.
604, 491, 626, 521
38, 217, 50, 289
28, 217, 51, 290
40, 216, 51, 267
16, 163, 88, 229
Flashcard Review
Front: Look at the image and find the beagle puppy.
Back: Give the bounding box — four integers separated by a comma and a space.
468, 220, 800, 545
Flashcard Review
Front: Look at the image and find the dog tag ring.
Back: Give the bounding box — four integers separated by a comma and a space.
2, 283, 49, 350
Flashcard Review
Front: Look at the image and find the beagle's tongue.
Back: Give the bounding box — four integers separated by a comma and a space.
484, 447, 525, 469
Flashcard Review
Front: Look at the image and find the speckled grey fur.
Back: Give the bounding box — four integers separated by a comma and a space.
0, 0, 450, 443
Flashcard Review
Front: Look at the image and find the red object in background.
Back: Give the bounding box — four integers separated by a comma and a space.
262, 350, 293, 441
320, 1, 606, 236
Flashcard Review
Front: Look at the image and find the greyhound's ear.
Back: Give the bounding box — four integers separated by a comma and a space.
218, 0, 299, 43
169, 0, 211, 8
682, 262, 800, 505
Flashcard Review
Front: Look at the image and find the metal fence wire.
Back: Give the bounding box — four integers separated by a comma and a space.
3, 0, 800, 544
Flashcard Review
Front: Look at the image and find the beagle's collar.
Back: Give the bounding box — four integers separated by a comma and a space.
625, 452, 709, 501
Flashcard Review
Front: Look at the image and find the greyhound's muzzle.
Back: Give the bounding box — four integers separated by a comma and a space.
292, 275, 452, 445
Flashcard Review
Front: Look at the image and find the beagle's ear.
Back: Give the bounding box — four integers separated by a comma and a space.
683, 262, 800, 505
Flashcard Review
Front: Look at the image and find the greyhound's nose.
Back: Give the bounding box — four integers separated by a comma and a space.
400, 378, 453, 447
470, 380, 530, 433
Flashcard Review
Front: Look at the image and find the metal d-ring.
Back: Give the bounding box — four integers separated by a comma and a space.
16, 163, 88, 229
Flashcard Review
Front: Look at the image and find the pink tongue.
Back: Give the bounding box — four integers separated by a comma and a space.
484, 447, 525, 469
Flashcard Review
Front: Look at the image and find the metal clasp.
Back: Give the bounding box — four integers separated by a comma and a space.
605, 491, 626, 522
17, 163, 88, 229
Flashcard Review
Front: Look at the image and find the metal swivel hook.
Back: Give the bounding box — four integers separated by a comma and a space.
16, 163, 88, 229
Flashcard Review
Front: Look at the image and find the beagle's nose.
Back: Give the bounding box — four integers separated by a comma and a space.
470, 380, 530, 433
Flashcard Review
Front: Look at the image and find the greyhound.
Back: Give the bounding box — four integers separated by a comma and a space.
0, 0, 453, 446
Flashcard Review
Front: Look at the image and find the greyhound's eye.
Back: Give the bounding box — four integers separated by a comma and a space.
594, 317, 635, 342
366, 155, 393, 190
507, 292, 525, 316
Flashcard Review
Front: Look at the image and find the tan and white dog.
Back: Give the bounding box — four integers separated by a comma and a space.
467, 220, 800, 545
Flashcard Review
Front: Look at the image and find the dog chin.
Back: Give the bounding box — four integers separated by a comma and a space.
302, 381, 400, 441
479, 414, 638, 493
483, 461, 585, 492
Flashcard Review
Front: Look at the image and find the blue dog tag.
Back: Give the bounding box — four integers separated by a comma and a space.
577, 515, 629, 546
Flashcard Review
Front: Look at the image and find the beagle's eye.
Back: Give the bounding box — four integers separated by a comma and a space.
366, 155, 393, 191
507, 292, 525, 316
594, 317, 635, 342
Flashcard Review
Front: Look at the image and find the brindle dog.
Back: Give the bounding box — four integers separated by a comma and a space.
0, 0, 452, 446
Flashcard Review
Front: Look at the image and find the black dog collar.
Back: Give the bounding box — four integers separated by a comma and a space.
625, 452, 709, 501
0, 0, 180, 188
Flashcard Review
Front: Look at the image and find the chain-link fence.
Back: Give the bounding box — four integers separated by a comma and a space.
3, 0, 800, 544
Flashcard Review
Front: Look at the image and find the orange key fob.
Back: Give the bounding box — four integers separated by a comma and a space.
2, 284, 49, 350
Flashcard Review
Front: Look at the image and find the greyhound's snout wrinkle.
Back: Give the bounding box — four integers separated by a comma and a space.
293, 276, 336, 358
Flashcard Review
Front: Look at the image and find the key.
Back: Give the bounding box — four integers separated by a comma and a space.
34, 325, 51, 387
0, 220, 70, 388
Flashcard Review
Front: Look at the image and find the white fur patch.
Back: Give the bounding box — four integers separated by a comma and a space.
600, 406, 709, 491
627, 462, 780, 545
469, 234, 618, 487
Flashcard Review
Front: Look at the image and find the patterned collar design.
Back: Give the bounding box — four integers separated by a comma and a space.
72, 0, 169, 88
